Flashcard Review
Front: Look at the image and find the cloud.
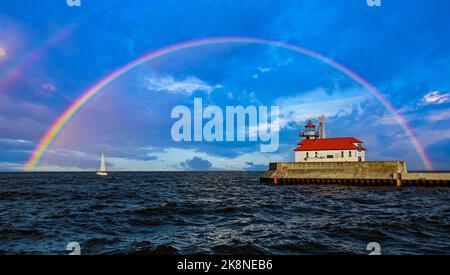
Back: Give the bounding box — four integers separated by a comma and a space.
422, 91, 450, 105
144, 75, 221, 95
247, 116, 285, 139
152, 148, 280, 171
40, 83, 57, 93
274, 87, 369, 130
376, 115, 397, 126
180, 156, 213, 171
244, 162, 268, 171
277, 58, 292, 66
0, 138, 33, 146
417, 129, 450, 147
0, 47, 6, 58
425, 109, 450, 122
258, 66, 272, 73
126, 154, 157, 161
0, 162, 23, 172
34, 149, 118, 171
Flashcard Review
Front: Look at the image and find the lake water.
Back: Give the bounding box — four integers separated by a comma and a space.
0, 172, 449, 255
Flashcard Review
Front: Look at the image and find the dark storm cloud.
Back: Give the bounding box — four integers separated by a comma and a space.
0, 138, 35, 167
180, 157, 213, 171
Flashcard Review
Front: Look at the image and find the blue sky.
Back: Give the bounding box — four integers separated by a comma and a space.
0, 0, 449, 171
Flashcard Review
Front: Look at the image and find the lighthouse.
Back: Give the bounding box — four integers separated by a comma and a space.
294, 117, 366, 163
301, 120, 320, 140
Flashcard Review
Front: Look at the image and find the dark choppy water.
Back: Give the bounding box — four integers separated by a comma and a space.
0, 172, 449, 255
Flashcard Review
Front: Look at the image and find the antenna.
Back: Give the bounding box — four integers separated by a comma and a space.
319, 115, 326, 139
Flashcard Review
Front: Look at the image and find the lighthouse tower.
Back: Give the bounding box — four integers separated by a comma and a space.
301, 120, 319, 140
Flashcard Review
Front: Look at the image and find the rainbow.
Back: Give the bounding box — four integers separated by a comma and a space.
24, 37, 434, 171
0, 24, 78, 95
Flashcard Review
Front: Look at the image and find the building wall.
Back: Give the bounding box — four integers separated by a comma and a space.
294, 149, 365, 163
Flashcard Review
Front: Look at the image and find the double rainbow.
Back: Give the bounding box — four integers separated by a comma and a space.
24, 37, 433, 171
0, 24, 78, 95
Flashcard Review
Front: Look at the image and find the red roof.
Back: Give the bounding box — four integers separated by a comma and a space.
294, 137, 365, 151
305, 121, 316, 127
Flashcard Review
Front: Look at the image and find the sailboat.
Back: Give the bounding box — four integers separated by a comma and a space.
96, 152, 108, 176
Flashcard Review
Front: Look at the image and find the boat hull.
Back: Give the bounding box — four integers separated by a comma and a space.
96, 172, 108, 176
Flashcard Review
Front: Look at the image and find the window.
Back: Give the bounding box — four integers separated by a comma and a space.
349, 151, 352, 157
306, 152, 309, 158
341, 151, 344, 158
357, 143, 363, 152
315, 152, 318, 158
327, 155, 334, 159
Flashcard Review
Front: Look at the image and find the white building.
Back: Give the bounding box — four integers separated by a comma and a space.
293, 120, 366, 163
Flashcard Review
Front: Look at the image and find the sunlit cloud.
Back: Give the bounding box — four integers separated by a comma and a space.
0, 47, 6, 58
258, 66, 272, 73
143, 75, 222, 95
275, 87, 369, 128
0, 16, 27, 63
0, 138, 33, 145
422, 91, 450, 105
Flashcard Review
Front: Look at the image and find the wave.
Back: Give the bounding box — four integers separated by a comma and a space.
0, 226, 44, 239
1, 172, 449, 255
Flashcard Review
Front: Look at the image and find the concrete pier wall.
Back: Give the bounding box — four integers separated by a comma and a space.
261, 161, 450, 187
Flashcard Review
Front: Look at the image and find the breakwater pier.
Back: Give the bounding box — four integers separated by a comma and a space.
260, 162, 450, 187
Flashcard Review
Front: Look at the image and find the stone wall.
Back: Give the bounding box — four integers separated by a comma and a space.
261, 161, 450, 186
263, 161, 407, 180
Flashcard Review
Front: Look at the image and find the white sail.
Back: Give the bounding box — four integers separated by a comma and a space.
99, 153, 106, 172
97, 152, 107, 176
